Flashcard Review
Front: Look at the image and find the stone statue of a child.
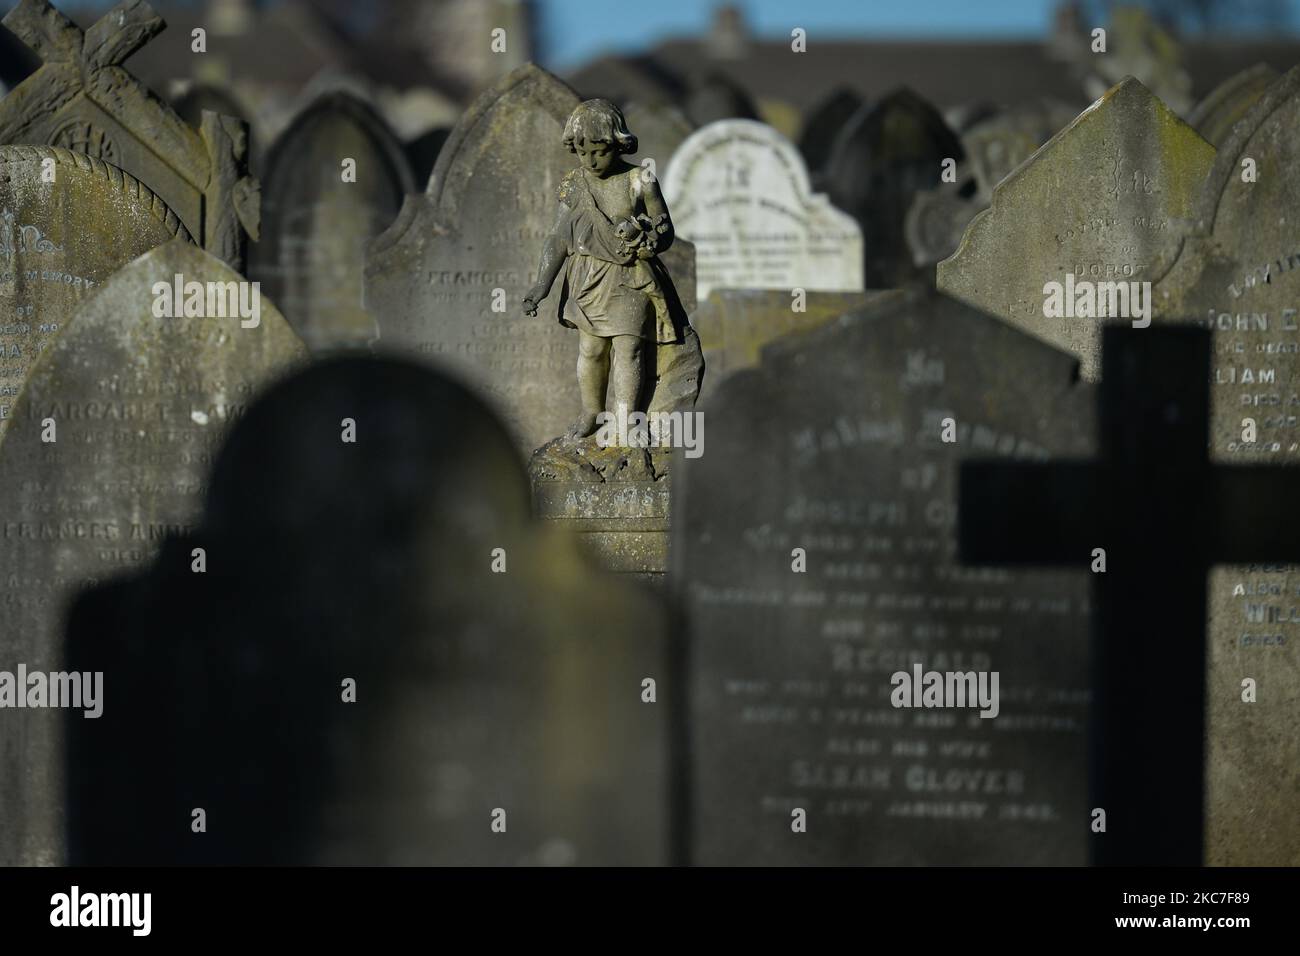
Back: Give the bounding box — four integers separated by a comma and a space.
522, 99, 685, 440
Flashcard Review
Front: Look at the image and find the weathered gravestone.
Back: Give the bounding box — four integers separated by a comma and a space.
823, 89, 964, 288
172, 83, 249, 132
938, 77, 1215, 380
1079, 7, 1193, 115
961, 99, 1081, 201
692, 288, 893, 388
662, 119, 863, 302
962, 325, 1300, 865
365, 63, 699, 456
251, 91, 414, 352
0, 144, 189, 440
1186, 63, 1278, 149
406, 125, 450, 187
1147, 65, 1300, 865
684, 72, 760, 128
0, 240, 305, 866
798, 87, 863, 190
904, 172, 982, 271
673, 290, 1095, 865
623, 101, 693, 176
0, 0, 259, 269
365, 65, 701, 580
65, 355, 672, 865
905, 101, 1081, 271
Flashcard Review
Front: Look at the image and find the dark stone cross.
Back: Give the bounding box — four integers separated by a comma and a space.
959, 325, 1299, 866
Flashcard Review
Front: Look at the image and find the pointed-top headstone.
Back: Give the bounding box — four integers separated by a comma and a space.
0, 144, 190, 440
0, 239, 305, 865
0, 0, 259, 268
823, 88, 964, 287
364, 63, 699, 456
251, 91, 414, 352
938, 77, 1215, 380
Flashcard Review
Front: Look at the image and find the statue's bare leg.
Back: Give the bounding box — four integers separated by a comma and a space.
610, 334, 645, 443
570, 330, 610, 438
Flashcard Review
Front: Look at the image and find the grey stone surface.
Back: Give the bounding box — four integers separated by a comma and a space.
251, 91, 413, 352
64, 355, 672, 865
0, 0, 259, 268
623, 101, 694, 175
0, 145, 190, 441
691, 288, 893, 389
1151, 65, 1300, 865
1186, 63, 1279, 148
365, 64, 699, 456
938, 78, 1216, 380
673, 289, 1095, 864
823, 88, 965, 288
0, 240, 306, 866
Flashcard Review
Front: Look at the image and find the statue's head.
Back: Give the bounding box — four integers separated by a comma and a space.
562, 99, 637, 176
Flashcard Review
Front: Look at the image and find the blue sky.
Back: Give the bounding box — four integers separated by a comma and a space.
538, 0, 1299, 68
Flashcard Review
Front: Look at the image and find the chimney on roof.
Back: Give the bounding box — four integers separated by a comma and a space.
707, 4, 749, 60
1047, 0, 1086, 62
209, 0, 255, 37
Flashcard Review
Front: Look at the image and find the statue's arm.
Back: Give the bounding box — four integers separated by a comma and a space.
642, 176, 675, 254
523, 204, 570, 314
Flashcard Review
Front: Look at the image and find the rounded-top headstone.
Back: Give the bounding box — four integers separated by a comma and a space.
663, 119, 863, 301
0, 239, 305, 866
0, 145, 190, 439
252, 90, 414, 353
823, 88, 965, 287
65, 355, 671, 865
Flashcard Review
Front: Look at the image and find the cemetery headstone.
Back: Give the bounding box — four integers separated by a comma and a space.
798, 87, 863, 187
172, 83, 248, 131
1080, 7, 1192, 115
366, 64, 699, 456
0, 239, 306, 866
961, 99, 1080, 201
692, 288, 894, 387
673, 289, 1095, 865
405, 125, 450, 186
904, 171, 982, 269
365, 65, 701, 579
1186, 63, 1278, 148
252, 91, 414, 352
64, 355, 673, 866
962, 325, 1300, 865
1148, 65, 1300, 865
937, 77, 1215, 380
0, 0, 259, 269
0, 144, 190, 440
823, 88, 964, 287
663, 119, 863, 302
684, 72, 760, 128
624, 101, 694, 176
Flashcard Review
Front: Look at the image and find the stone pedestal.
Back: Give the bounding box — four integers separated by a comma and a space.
528, 436, 672, 584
